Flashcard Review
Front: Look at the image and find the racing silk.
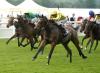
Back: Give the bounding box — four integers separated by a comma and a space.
88, 16, 95, 22
24, 12, 39, 23
50, 12, 66, 21
95, 14, 100, 24
25, 12, 38, 20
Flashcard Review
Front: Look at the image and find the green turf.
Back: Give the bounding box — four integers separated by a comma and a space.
0, 37, 100, 73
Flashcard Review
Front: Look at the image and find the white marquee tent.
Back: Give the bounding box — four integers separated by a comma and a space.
0, 0, 48, 38
0, 0, 100, 38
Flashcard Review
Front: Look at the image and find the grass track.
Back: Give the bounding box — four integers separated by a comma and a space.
0, 37, 100, 73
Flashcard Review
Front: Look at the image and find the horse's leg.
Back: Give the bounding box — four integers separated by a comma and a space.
6, 34, 17, 44
89, 39, 94, 53
81, 35, 89, 46
94, 40, 98, 51
86, 38, 91, 49
17, 37, 20, 47
72, 38, 87, 59
28, 36, 36, 51
47, 42, 56, 65
62, 43, 72, 63
32, 40, 46, 60
20, 37, 30, 47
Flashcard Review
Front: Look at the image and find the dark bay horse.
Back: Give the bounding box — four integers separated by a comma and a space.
32, 15, 87, 64
80, 19, 100, 53
80, 19, 91, 49
7, 15, 37, 50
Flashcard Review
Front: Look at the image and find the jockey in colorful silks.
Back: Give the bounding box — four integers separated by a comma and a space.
24, 12, 39, 23
50, 10, 66, 25
88, 10, 95, 22
49, 10, 68, 39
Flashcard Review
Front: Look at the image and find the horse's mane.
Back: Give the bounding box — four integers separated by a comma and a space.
38, 15, 65, 32
48, 20, 65, 32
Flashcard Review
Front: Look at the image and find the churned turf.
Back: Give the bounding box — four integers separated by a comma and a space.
0, 37, 100, 73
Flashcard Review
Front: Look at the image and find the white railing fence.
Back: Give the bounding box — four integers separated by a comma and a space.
0, 18, 15, 39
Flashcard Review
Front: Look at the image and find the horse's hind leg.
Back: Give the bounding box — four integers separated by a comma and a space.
86, 39, 91, 49
81, 35, 89, 46
20, 37, 30, 47
94, 40, 98, 51
29, 37, 36, 51
72, 38, 87, 59
62, 43, 72, 63
89, 39, 94, 53
47, 42, 56, 65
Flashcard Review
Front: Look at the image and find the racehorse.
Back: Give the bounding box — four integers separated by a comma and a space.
80, 19, 99, 53
32, 15, 87, 65
6, 16, 25, 47
7, 15, 38, 50
80, 19, 90, 49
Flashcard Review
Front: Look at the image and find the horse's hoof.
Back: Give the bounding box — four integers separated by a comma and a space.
33, 47, 38, 49
83, 56, 87, 59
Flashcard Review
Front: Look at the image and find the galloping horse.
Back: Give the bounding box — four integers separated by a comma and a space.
6, 16, 25, 47
32, 15, 87, 64
7, 15, 38, 50
80, 19, 91, 49
80, 19, 100, 53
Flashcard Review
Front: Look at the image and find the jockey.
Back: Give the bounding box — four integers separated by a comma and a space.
95, 12, 100, 24
50, 10, 66, 21
50, 10, 68, 38
88, 10, 95, 22
24, 12, 39, 23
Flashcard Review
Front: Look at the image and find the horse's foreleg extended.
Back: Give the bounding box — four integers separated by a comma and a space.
89, 39, 94, 53
6, 34, 17, 44
47, 42, 56, 65
32, 40, 46, 61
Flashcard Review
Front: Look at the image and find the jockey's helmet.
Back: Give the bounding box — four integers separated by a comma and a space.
89, 10, 95, 17
51, 11, 57, 15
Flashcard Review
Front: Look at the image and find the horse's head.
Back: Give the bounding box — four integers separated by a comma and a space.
80, 18, 88, 32
84, 20, 95, 34
17, 15, 23, 22
7, 16, 15, 28
17, 15, 28, 24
